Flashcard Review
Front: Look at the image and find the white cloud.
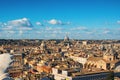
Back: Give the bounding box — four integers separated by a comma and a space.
2, 26, 13, 30
8, 31, 15, 34
36, 31, 41, 34
86, 31, 94, 35
19, 30, 23, 35
18, 27, 32, 30
52, 30, 62, 34
3, 23, 7, 26
48, 19, 70, 25
0, 18, 33, 38
45, 27, 52, 30
7, 18, 33, 28
2, 18, 33, 30
45, 27, 62, 31
36, 22, 43, 26
66, 22, 71, 25
103, 30, 110, 34
0, 22, 6, 27
71, 27, 88, 31
48, 19, 61, 25
117, 20, 120, 24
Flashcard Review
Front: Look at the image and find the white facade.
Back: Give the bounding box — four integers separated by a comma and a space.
52, 68, 109, 80
82, 41, 87, 45
52, 68, 72, 80
69, 56, 87, 65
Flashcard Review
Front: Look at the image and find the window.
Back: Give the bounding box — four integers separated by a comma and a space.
109, 58, 112, 61
58, 70, 62, 74
107, 63, 110, 70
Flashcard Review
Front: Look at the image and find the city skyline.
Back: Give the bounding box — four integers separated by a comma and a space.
0, 0, 120, 39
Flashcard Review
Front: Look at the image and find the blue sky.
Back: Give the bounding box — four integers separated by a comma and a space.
0, 0, 120, 39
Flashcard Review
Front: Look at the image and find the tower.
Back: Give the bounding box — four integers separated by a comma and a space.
40, 41, 46, 50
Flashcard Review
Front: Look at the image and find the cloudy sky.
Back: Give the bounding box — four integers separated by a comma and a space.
0, 0, 120, 39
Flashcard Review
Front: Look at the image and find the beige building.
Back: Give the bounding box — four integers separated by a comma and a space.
84, 48, 120, 70
82, 41, 88, 45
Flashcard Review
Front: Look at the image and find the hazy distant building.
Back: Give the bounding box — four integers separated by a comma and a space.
64, 35, 69, 42
82, 41, 88, 45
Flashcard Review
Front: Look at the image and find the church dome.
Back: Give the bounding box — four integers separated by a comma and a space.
64, 35, 69, 41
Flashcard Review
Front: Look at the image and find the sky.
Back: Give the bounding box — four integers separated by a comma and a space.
0, 0, 120, 39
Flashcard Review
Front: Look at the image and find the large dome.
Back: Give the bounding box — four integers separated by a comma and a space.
64, 35, 69, 41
